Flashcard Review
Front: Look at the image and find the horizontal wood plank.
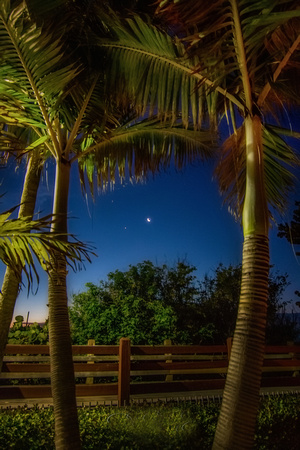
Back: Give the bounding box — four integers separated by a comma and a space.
131, 360, 228, 371
71, 345, 119, 355
3, 355, 119, 362
263, 360, 300, 368
2, 342, 300, 401
131, 354, 228, 361
0, 384, 118, 399
4, 345, 50, 355
4, 344, 119, 356
265, 345, 300, 354
131, 345, 227, 355
130, 379, 226, 394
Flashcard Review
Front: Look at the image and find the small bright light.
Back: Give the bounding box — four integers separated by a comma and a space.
146, 218, 151, 223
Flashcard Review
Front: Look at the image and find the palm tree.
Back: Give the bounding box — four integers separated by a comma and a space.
0, 2, 96, 447
99, 2, 300, 448
0, 200, 92, 360
0, 128, 92, 374
0, 148, 43, 372
46, 113, 212, 450
0, 2, 214, 448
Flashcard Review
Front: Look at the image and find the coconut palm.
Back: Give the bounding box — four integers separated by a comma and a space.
0, 2, 97, 447
0, 2, 214, 448
98, 2, 300, 448
46, 112, 212, 450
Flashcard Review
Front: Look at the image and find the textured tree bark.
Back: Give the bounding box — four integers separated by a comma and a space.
0, 152, 42, 372
213, 235, 269, 449
48, 159, 81, 450
213, 115, 269, 449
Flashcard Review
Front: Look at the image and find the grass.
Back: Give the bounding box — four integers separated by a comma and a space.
0, 394, 299, 449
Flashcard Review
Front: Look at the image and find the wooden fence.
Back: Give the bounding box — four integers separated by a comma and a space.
1, 338, 300, 405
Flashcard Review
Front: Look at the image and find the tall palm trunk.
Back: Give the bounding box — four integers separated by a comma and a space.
213, 116, 269, 449
48, 158, 81, 450
0, 151, 42, 371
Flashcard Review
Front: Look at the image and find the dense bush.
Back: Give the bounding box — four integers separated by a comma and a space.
0, 405, 54, 449
0, 394, 299, 449
69, 260, 300, 346
8, 261, 299, 346
69, 261, 206, 345
8, 316, 49, 345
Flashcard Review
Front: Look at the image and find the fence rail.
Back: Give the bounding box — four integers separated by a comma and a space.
1, 338, 300, 405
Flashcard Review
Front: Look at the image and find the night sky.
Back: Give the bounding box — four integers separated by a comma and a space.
1, 150, 299, 323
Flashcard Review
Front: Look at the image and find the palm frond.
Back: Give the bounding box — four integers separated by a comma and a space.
156, 0, 300, 116
0, 1, 79, 144
263, 125, 299, 215
215, 123, 299, 220
0, 124, 53, 165
98, 13, 242, 128
0, 206, 96, 292
77, 117, 216, 193
67, 77, 114, 138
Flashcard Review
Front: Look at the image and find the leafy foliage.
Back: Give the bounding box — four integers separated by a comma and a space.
69, 260, 211, 345
0, 394, 299, 449
100, 2, 300, 221
0, 206, 95, 291
198, 263, 300, 344
256, 394, 300, 450
8, 316, 49, 345
278, 201, 300, 254
0, 0, 215, 195
0, 0, 78, 131
278, 200, 300, 308
69, 282, 179, 346
69, 260, 299, 345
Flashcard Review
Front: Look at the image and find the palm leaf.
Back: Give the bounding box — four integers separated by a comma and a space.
77, 117, 216, 193
0, 0, 79, 152
156, 0, 300, 115
155, 0, 300, 220
215, 124, 299, 220
0, 125, 51, 164
0, 206, 96, 292
98, 12, 242, 128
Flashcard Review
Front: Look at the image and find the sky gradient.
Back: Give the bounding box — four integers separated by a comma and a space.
1, 152, 299, 323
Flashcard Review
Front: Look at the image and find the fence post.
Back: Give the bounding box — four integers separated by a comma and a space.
287, 341, 299, 377
118, 337, 131, 406
164, 339, 173, 382
226, 337, 233, 361
86, 339, 95, 385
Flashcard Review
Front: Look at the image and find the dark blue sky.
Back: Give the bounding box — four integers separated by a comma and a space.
1, 152, 299, 323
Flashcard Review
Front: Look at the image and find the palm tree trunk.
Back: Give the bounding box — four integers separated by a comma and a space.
213, 116, 269, 449
0, 152, 42, 371
48, 158, 81, 450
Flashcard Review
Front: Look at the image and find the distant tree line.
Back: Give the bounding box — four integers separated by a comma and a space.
9, 260, 299, 347
278, 200, 300, 306
68, 260, 299, 346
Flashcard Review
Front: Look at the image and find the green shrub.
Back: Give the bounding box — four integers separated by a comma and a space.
8, 316, 49, 345
0, 405, 54, 450
78, 402, 218, 449
0, 394, 299, 449
255, 394, 300, 449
